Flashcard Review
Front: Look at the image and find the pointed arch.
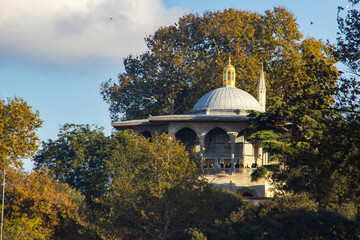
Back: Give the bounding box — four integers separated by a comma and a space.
175, 128, 199, 151
204, 127, 231, 155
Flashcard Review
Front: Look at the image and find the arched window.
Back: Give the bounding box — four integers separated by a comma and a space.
140, 131, 152, 139
175, 128, 198, 151
204, 128, 230, 154
241, 192, 253, 197
237, 187, 257, 197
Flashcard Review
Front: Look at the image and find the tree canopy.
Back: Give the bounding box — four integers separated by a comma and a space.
100, 131, 204, 239
101, 7, 337, 121
3, 168, 93, 240
210, 194, 360, 240
245, 0, 360, 208
336, 0, 360, 111
337, 0, 360, 77
0, 97, 42, 169
34, 124, 110, 209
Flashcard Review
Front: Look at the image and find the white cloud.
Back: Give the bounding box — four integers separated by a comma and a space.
0, 0, 184, 64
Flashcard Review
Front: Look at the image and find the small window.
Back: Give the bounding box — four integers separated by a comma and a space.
241, 192, 253, 197
232, 71, 235, 80
227, 71, 230, 80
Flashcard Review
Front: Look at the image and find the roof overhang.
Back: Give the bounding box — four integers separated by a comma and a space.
112, 114, 249, 130
148, 114, 248, 122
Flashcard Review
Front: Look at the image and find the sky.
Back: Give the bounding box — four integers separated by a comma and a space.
0, 0, 348, 169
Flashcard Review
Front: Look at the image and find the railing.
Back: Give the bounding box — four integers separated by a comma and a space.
202, 166, 257, 175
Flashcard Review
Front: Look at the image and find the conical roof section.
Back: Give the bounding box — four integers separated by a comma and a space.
258, 63, 266, 90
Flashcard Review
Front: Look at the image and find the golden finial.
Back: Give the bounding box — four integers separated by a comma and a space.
223, 56, 236, 87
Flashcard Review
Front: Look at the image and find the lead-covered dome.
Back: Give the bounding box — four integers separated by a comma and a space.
187, 57, 265, 115
192, 86, 262, 112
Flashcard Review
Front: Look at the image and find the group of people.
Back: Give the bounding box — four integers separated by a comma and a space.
203, 161, 258, 169
203, 162, 229, 168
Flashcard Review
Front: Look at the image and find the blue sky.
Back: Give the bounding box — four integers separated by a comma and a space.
0, 0, 347, 169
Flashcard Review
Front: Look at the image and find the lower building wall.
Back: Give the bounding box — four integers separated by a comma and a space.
204, 168, 273, 197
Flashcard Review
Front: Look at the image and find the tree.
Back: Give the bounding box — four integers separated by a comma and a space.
34, 127, 249, 239
0, 97, 42, 169
245, 6, 360, 206
337, 0, 360, 77
2, 168, 95, 240
100, 7, 337, 121
246, 77, 360, 207
211, 194, 360, 240
100, 131, 205, 240
34, 124, 110, 210
336, 0, 360, 113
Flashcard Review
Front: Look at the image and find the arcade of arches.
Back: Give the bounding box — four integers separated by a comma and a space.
125, 123, 269, 175
174, 125, 270, 174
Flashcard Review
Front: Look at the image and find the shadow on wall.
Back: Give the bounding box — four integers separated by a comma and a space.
210, 182, 265, 197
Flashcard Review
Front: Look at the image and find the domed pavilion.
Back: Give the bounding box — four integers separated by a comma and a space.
112, 58, 272, 198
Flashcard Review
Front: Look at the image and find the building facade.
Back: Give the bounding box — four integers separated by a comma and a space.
112, 59, 272, 197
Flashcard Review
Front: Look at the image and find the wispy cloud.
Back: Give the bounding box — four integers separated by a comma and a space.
0, 0, 184, 64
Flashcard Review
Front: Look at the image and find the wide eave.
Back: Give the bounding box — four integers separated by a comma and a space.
112, 114, 249, 130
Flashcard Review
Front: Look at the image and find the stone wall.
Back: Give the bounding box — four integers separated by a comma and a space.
204, 168, 273, 197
